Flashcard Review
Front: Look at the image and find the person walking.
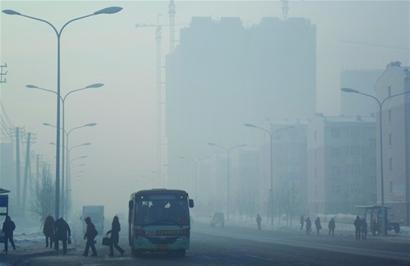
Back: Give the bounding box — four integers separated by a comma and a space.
106, 216, 124, 257
314, 217, 322, 235
361, 218, 368, 240
83, 217, 98, 257
354, 216, 361, 240
328, 218, 336, 237
300, 215, 305, 231
43, 215, 55, 248
2, 216, 16, 254
54, 217, 71, 255
305, 217, 312, 235
256, 214, 262, 231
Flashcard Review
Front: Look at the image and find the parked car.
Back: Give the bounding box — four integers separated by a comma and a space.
210, 212, 225, 227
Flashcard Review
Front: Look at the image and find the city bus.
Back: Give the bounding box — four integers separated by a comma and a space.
128, 189, 194, 256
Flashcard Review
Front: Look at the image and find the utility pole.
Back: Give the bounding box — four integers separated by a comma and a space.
36, 154, 40, 181
15, 127, 21, 209
22, 132, 32, 212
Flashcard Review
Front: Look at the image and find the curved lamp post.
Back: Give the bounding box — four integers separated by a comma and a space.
3, 7, 122, 219
208, 143, 246, 221
244, 123, 293, 225
43, 122, 96, 216
342, 87, 410, 234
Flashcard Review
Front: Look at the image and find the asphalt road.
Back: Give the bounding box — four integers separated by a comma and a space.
5, 223, 410, 266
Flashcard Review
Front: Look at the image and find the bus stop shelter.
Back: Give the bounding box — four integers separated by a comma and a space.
0, 188, 10, 243
0, 188, 10, 216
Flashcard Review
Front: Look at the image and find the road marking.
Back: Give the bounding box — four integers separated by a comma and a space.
246, 255, 272, 261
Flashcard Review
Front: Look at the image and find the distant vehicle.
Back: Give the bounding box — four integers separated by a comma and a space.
82, 205, 104, 238
210, 212, 225, 227
357, 205, 400, 234
128, 189, 194, 257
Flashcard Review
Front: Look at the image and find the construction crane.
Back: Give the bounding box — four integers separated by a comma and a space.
136, 19, 165, 186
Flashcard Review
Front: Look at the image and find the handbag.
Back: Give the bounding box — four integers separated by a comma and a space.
102, 237, 112, 246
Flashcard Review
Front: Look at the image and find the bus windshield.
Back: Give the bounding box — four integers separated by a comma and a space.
134, 194, 189, 226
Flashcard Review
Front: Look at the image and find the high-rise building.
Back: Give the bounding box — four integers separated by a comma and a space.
271, 121, 308, 216
375, 61, 410, 225
166, 16, 316, 185
341, 70, 383, 116
307, 115, 376, 214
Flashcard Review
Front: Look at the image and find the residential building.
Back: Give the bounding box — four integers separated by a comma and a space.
375, 61, 410, 224
307, 115, 376, 214
166, 16, 316, 186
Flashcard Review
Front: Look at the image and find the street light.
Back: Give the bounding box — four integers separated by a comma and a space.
42, 121, 96, 217
30, 83, 102, 217
3, 7, 122, 219
208, 142, 246, 221
244, 123, 293, 225
341, 87, 410, 235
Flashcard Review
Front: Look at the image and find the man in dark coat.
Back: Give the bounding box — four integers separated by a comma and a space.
354, 216, 361, 240
83, 217, 98, 257
2, 215, 16, 254
43, 215, 55, 248
328, 218, 336, 236
256, 214, 262, 231
54, 217, 71, 255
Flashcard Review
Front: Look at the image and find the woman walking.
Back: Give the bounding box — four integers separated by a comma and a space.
106, 216, 124, 257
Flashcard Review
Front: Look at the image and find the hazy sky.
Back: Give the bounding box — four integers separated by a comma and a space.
1, 0, 409, 216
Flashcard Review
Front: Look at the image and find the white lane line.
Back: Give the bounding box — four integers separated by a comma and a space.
246, 255, 273, 261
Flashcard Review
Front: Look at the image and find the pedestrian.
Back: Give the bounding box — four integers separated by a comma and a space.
354, 216, 361, 240
300, 215, 305, 231
305, 217, 312, 235
83, 217, 98, 257
256, 214, 262, 231
361, 218, 368, 240
2, 215, 16, 254
328, 217, 336, 236
43, 215, 55, 248
106, 216, 124, 257
54, 217, 71, 255
314, 217, 322, 235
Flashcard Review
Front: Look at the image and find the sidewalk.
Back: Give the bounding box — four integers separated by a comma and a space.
194, 214, 410, 243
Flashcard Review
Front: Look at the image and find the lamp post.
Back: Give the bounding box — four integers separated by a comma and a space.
244, 123, 293, 225
341, 87, 410, 235
43, 121, 96, 217
208, 143, 246, 221
29, 82, 102, 216
3, 7, 122, 219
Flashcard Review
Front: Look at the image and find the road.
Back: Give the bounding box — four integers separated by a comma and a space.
4, 222, 410, 265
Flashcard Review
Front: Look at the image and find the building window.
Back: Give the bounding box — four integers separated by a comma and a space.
331, 128, 340, 138
389, 157, 393, 171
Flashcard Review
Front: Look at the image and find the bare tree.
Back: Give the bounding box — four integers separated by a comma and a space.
32, 165, 55, 221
